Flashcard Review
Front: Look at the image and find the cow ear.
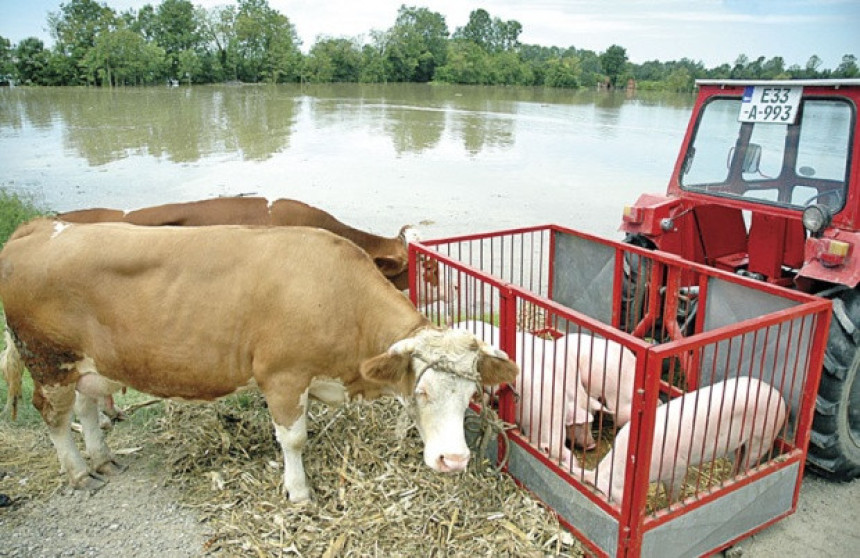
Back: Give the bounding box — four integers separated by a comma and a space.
373, 256, 407, 277
360, 351, 412, 384
476, 348, 519, 386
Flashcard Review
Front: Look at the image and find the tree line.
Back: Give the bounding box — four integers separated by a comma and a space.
1, 0, 857, 91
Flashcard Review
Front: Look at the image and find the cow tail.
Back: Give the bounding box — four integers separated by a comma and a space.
1, 329, 24, 420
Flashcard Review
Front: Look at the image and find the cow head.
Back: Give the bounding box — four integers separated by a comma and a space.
360, 328, 518, 473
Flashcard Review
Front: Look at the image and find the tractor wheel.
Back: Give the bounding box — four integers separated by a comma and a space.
806, 288, 860, 481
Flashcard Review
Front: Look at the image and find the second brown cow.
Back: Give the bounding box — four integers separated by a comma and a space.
59, 196, 419, 290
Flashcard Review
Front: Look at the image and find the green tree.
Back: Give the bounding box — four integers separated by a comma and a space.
544, 55, 581, 88
305, 37, 362, 82
82, 26, 165, 86
453, 9, 521, 53
0, 35, 13, 79
835, 54, 859, 78
578, 49, 602, 87
805, 54, 823, 78
233, 0, 301, 83
48, 0, 118, 84
434, 39, 489, 84
177, 49, 201, 83
490, 50, 532, 85
154, 0, 201, 79
454, 8, 493, 50
359, 33, 388, 82
761, 56, 787, 79
198, 4, 237, 81
14, 37, 50, 84
665, 66, 693, 92
599, 44, 627, 87
385, 5, 449, 82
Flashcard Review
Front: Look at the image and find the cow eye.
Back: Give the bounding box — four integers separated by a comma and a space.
414, 387, 429, 403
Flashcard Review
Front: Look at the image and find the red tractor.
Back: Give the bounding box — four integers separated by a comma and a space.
620, 79, 860, 481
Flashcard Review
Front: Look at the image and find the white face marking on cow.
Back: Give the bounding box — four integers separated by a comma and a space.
410, 366, 476, 472
394, 328, 489, 473
51, 222, 71, 238
308, 377, 349, 405
401, 226, 421, 245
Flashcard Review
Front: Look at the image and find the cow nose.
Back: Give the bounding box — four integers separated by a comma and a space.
437, 453, 470, 473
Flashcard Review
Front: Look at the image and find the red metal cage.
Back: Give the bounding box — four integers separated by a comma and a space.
409, 224, 830, 558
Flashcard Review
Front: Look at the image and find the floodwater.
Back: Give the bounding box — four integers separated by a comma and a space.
0, 83, 694, 240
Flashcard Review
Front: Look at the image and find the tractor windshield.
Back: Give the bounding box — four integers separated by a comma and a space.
679, 95, 853, 213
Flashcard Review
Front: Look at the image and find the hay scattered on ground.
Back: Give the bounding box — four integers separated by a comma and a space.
152, 393, 582, 557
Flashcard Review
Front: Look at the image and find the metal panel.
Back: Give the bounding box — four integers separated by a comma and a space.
641, 462, 799, 558
551, 230, 616, 324
701, 277, 813, 433
505, 440, 620, 557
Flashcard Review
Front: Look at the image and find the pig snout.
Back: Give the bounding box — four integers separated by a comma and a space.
567, 423, 596, 451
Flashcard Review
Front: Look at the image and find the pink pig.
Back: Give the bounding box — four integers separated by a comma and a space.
567, 333, 638, 427
579, 377, 787, 505
454, 321, 604, 464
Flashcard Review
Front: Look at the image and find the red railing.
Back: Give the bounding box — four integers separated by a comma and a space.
410, 224, 831, 558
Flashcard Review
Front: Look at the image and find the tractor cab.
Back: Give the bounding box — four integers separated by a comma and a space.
621, 79, 860, 290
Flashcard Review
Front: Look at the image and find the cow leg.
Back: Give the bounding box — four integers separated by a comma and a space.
263, 381, 312, 503
33, 381, 106, 491
273, 411, 311, 503
73, 393, 124, 476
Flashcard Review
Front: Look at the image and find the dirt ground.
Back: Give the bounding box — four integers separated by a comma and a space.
1, 435, 857, 557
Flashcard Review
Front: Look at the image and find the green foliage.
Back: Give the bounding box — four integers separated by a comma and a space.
6, 1, 855, 88
14, 37, 50, 85
384, 5, 449, 82
835, 54, 859, 78
233, 0, 302, 83
153, 0, 202, 78
304, 37, 362, 83
544, 56, 581, 88
453, 8, 522, 54
0, 188, 45, 247
0, 35, 13, 78
599, 44, 628, 87
82, 26, 166, 86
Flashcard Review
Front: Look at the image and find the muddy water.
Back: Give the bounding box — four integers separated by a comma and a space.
0, 83, 693, 240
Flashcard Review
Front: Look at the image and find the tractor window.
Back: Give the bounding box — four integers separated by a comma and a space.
680, 95, 853, 213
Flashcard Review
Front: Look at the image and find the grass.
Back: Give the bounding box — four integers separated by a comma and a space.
0, 187, 47, 247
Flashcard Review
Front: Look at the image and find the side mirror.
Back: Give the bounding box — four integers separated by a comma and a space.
742, 143, 762, 174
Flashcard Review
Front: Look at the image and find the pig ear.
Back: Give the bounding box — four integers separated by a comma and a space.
360, 351, 412, 384
476, 345, 519, 386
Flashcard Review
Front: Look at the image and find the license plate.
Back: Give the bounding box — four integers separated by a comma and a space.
739, 85, 802, 124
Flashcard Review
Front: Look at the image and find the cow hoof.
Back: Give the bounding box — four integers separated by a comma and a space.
98, 413, 113, 430
96, 459, 127, 476
73, 472, 108, 493
287, 488, 313, 505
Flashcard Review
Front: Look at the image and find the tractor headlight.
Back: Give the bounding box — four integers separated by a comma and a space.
802, 204, 832, 236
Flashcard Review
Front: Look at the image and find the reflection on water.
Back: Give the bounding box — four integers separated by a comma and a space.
0, 83, 694, 239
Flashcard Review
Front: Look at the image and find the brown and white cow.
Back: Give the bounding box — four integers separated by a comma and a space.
0, 219, 517, 501
59, 196, 419, 290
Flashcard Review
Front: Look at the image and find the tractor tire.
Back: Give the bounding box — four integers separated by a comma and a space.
806, 288, 860, 481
